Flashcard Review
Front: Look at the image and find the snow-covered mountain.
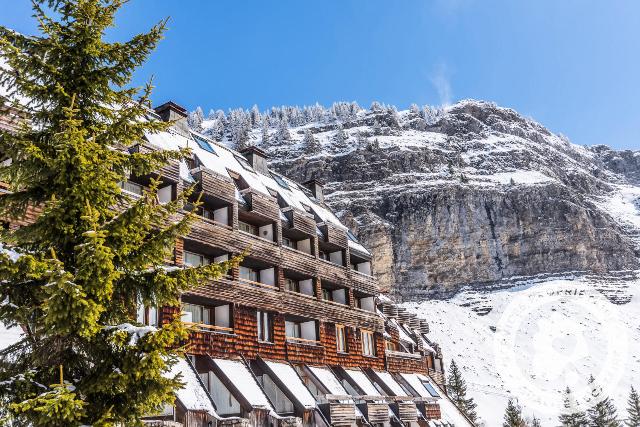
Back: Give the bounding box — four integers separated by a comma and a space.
193, 99, 640, 424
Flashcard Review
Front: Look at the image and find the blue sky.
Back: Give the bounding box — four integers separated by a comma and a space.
3, 0, 640, 149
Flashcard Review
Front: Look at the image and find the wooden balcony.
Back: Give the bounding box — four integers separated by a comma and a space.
318, 402, 357, 427
240, 188, 280, 222
348, 269, 378, 296
319, 222, 348, 248
395, 401, 419, 423
283, 208, 317, 236
358, 402, 389, 425
191, 167, 236, 205
186, 277, 384, 332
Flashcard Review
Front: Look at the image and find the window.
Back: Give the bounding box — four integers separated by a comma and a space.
319, 251, 329, 261
322, 288, 333, 301
257, 311, 273, 342
184, 251, 210, 267
201, 208, 214, 220
137, 305, 159, 327
119, 180, 143, 196
385, 341, 398, 352
182, 303, 210, 325
271, 172, 290, 190
285, 321, 301, 339
282, 237, 296, 249
336, 325, 347, 353
361, 330, 376, 356
346, 230, 359, 242
239, 266, 258, 282
193, 134, 217, 154
239, 221, 258, 235
284, 278, 299, 293
181, 303, 232, 331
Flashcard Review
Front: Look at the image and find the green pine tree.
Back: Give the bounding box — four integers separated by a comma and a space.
503, 399, 527, 427
587, 376, 620, 427
0, 1, 235, 425
559, 387, 589, 427
627, 386, 640, 427
446, 359, 478, 423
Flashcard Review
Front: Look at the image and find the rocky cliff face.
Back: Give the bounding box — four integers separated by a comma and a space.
200, 100, 640, 299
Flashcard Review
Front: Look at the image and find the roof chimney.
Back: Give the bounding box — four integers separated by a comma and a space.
154, 101, 189, 135
303, 179, 324, 203
241, 146, 270, 175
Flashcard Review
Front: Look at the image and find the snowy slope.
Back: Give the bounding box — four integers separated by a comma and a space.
404, 275, 640, 426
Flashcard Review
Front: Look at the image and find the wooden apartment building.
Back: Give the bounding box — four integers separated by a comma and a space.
0, 98, 474, 427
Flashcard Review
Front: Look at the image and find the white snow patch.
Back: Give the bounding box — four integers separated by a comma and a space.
404, 276, 640, 426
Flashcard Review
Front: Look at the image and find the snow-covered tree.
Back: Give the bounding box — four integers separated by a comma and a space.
626, 386, 640, 427
302, 129, 320, 153
587, 376, 620, 427
334, 123, 348, 145
249, 104, 261, 127
187, 106, 204, 130
260, 117, 271, 146
370, 101, 383, 112
447, 360, 478, 423
559, 387, 589, 427
274, 117, 291, 144
503, 399, 527, 427
228, 109, 251, 150
372, 120, 382, 136
0, 1, 235, 425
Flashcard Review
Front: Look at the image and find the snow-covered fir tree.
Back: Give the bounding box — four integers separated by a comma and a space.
446, 360, 478, 423
587, 375, 621, 427
187, 106, 204, 130
302, 129, 320, 153
274, 117, 291, 145
531, 416, 542, 427
0, 1, 235, 425
558, 387, 589, 427
627, 386, 640, 427
503, 399, 527, 427
334, 122, 348, 145
261, 117, 271, 146
249, 104, 261, 127
228, 108, 251, 150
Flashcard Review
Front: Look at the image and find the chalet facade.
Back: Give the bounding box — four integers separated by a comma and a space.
0, 98, 474, 426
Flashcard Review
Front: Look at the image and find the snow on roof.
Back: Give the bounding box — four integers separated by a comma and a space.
263, 360, 317, 409
371, 371, 410, 397
168, 357, 217, 414
390, 319, 416, 345
212, 358, 273, 409
308, 366, 350, 396
343, 368, 382, 396
348, 239, 371, 256
399, 373, 433, 399
417, 334, 437, 354
0, 323, 22, 351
